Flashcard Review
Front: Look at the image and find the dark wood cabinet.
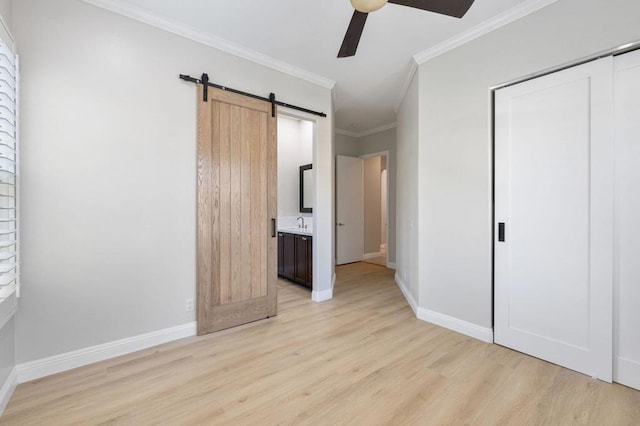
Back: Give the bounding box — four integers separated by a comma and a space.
278, 232, 296, 281
278, 232, 312, 289
294, 235, 310, 285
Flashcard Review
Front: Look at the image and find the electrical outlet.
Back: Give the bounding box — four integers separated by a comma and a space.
186, 298, 194, 312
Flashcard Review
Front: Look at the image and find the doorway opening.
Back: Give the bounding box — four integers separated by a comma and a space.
276, 114, 316, 297
335, 151, 390, 269
361, 153, 388, 268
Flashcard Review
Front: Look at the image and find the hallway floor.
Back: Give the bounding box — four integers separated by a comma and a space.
363, 255, 387, 267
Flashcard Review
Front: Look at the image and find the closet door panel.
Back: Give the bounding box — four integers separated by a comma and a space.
495, 57, 614, 382
614, 50, 640, 391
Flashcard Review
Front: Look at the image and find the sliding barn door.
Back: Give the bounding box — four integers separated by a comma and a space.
613, 50, 640, 391
495, 57, 614, 381
197, 86, 277, 335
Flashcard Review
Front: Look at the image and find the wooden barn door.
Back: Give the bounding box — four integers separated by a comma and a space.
197, 85, 277, 335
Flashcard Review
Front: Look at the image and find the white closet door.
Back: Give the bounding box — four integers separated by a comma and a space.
495, 57, 614, 382
614, 50, 640, 391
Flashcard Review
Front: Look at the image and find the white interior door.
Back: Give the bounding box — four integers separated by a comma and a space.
336, 155, 363, 265
613, 50, 640, 391
495, 57, 614, 382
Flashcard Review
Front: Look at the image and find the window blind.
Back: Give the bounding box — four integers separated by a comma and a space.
0, 38, 17, 304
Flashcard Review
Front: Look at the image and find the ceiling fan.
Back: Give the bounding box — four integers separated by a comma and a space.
338, 0, 476, 58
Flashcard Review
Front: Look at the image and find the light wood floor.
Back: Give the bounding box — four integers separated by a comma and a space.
2, 263, 639, 425
363, 255, 387, 267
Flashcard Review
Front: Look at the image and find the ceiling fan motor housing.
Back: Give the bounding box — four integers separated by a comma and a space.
350, 0, 388, 13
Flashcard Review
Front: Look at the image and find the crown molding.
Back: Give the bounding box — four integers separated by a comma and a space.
336, 122, 396, 139
413, 0, 560, 64
335, 128, 360, 138
394, 0, 559, 113
358, 122, 397, 138
80, 0, 336, 90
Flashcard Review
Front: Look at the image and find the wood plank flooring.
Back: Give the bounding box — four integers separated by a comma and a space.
363, 255, 387, 267
2, 263, 639, 425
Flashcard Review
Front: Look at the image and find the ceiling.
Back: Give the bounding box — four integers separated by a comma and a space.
105, 0, 532, 133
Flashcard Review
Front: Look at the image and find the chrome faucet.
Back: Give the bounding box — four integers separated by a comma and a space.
297, 216, 304, 228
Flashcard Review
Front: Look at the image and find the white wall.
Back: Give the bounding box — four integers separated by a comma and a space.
14, 0, 334, 364
358, 128, 397, 264
334, 132, 360, 157
277, 116, 313, 219
0, 0, 11, 35
0, 296, 16, 394
328, 113, 336, 294
396, 74, 419, 304
414, 0, 640, 329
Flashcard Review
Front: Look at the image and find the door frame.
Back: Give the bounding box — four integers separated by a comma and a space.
359, 150, 390, 268
277, 109, 318, 298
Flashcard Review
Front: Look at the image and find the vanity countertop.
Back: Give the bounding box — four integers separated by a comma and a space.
277, 226, 313, 237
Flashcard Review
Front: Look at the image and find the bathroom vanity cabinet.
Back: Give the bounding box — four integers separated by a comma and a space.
278, 232, 312, 289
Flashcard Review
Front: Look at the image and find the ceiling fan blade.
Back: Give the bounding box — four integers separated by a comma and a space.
338, 10, 369, 58
388, 0, 475, 18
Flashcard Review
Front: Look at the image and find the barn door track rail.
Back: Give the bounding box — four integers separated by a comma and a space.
179, 73, 327, 118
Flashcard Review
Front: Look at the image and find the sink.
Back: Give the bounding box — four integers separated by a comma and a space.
278, 226, 313, 236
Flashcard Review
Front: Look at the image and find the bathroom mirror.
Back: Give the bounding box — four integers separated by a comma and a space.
299, 164, 313, 213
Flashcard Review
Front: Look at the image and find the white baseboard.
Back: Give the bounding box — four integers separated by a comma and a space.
363, 252, 383, 260
386, 262, 396, 269
380, 243, 387, 253
394, 273, 417, 315
0, 367, 17, 416
417, 308, 494, 343
16, 322, 197, 384
312, 288, 333, 303
615, 356, 640, 391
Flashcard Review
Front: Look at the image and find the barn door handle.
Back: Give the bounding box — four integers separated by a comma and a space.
498, 223, 506, 242
271, 218, 276, 237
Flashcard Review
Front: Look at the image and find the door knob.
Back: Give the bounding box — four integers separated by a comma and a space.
338, 223, 345, 226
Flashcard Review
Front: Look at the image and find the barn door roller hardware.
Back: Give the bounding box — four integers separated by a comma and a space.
179, 73, 327, 118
